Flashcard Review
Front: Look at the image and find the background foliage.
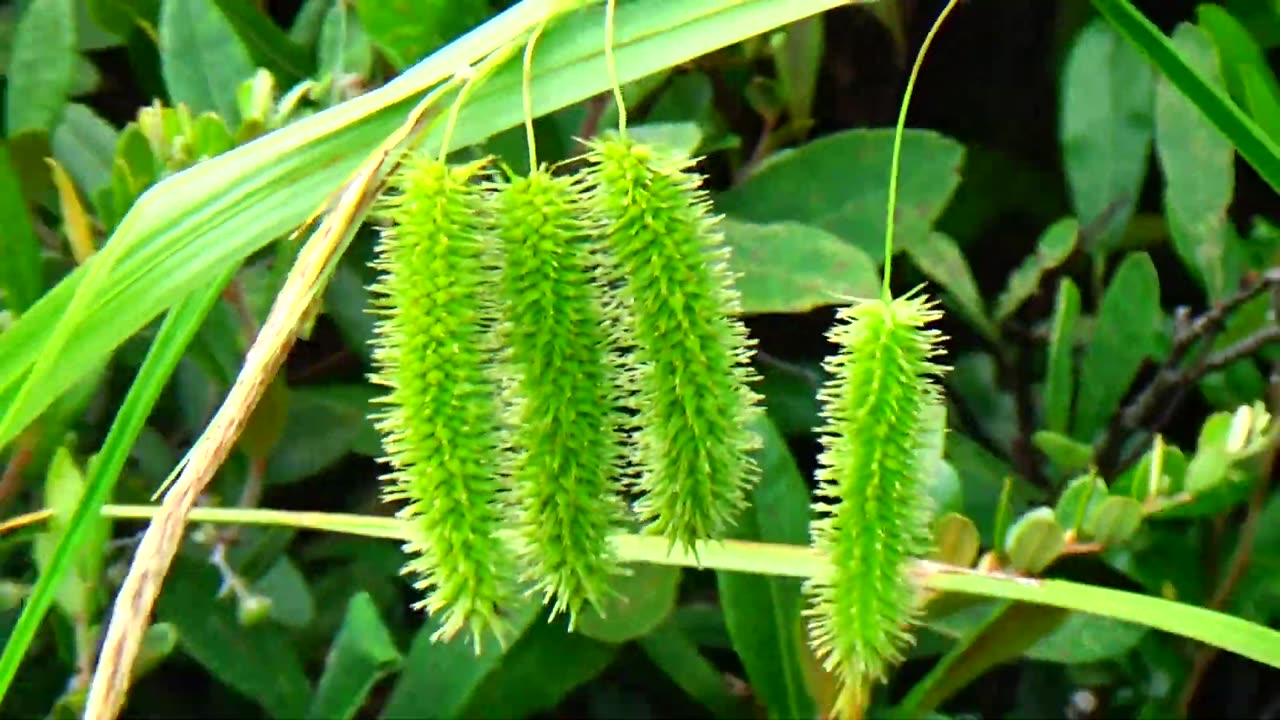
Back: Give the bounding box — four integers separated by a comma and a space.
2, 0, 1280, 718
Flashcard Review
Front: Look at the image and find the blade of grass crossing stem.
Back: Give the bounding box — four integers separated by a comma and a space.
920, 568, 1280, 670
1090, 0, 1280, 193
0, 0, 853, 455
17, 503, 1280, 673
0, 267, 236, 702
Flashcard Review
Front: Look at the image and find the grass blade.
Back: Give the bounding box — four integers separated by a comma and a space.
0, 267, 236, 701
1090, 0, 1280, 194
16, 504, 1280, 674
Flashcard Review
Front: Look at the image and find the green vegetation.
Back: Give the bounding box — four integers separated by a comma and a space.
3, 1, 1280, 718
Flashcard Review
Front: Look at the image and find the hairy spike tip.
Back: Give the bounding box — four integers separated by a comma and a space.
489, 166, 631, 624
580, 137, 763, 554
367, 153, 519, 651
803, 292, 948, 702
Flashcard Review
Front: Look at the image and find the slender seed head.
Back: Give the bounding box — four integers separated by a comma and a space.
580, 137, 763, 553
804, 292, 947, 703
368, 154, 519, 651
490, 166, 631, 624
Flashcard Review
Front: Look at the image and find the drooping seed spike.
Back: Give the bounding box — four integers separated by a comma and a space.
489, 166, 631, 624
367, 153, 518, 651
580, 137, 763, 553
803, 291, 947, 703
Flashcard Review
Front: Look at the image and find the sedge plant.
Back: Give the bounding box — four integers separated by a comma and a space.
490, 21, 631, 625
578, 0, 764, 554
18, 2, 1280, 719
801, 0, 962, 712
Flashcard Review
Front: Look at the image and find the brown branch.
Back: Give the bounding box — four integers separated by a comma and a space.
1095, 269, 1280, 474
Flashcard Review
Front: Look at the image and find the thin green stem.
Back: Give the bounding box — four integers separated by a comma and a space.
522, 19, 548, 169
439, 42, 524, 163
604, 0, 627, 137
67, 503, 1280, 673
882, 0, 961, 301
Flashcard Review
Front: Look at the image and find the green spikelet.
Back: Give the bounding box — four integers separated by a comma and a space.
489, 166, 630, 623
368, 154, 517, 649
804, 292, 946, 697
581, 137, 762, 551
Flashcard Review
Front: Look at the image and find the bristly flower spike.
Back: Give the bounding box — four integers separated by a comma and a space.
577, 0, 762, 554
487, 15, 631, 626
803, 0, 961, 711
803, 291, 947, 700
580, 137, 763, 552
367, 152, 519, 651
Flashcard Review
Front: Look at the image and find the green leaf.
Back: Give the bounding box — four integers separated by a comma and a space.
1154, 23, 1239, 300
252, 555, 315, 629
1182, 411, 1235, 494
756, 357, 822, 435
575, 564, 682, 644
307, 592, 402, 720
158, 0, 256, 125
1033, 430, 1094, 476
132, 622, 180, 683
628, 120, 703, 157
51, 102, 118, 197
1224, 0, 1280, 47
1003, 507, 1066, 575
288, 0, 329, 48
931, 512, 980, 568
640, 622, 750, 719
212, 0, 312, 84
1054, 473, 1107, 534
904, 231, 995, 340
318, 0, 373, 81
1059, 18, 1154, 253
715, 128, 964, 262
723, 218, 879, 314
770, 15, 822, 132
157, 555, 312, 718
31, 447, 105, 619
1042, 277, 1081, 435
945, 432, 1035, 542
379, 599, 539, 719
1195, 5, 1280, 111
85, 0, 158, 38
950, 353, 1018, 458
715, 416, 815, 720
5, 0, 76, 135
1236, 493, 1280, 621
324, 260, 376, 365
460, 616, 619, 720
1242, 63, 1280, 142
0, 143, 42, 313
925, 564, 1280, 671
0, 0, 852, 457
1084, 495, 1144, 545
905, 601, 1070, 714
355, 0, 489, 71
918, 400, 956, 511
1023, 612, 1148, 664
1072, 251, 1162, 442
1091, 0, 1280, 194
992, 218, 1078, 323
265, 384, 381, 485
